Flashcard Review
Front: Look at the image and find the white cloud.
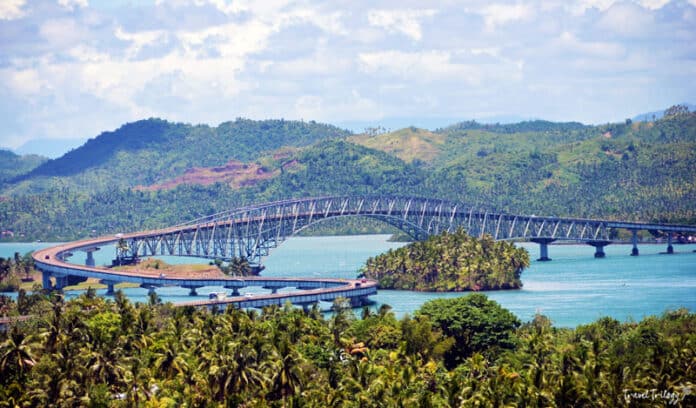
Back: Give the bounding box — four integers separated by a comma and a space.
358, 49, 523, 85
4, 68, 46, 96
569, 0, 672, 14
2, 0, 696, 148
0, 0, 26, 20
597, 1, 655, 37
638, 0, 670, 9
367, 9, 437, 41
555, 31, 625, 58
39, 18, 87, 48
58, 0, 88, 11
115, 26, 168, 60
480, 3, 533, 30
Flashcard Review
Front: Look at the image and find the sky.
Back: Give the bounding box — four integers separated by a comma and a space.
1, 0, 695, 153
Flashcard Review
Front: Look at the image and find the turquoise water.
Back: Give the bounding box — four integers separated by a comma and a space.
3, 236, 695, 327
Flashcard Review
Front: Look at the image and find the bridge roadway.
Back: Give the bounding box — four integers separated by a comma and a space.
31, 195, 696, 306
102, 195, 696, 265
32, 236, 377, 309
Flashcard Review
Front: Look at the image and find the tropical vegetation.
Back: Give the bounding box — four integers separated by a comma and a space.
362, 229, 529, 291
0, 252, 34, 292
0, 291, 693, 407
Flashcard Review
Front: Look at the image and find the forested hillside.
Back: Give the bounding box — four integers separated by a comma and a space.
0, 150, 45, 189
0, 109, 694, 241
6, 118, 350, 194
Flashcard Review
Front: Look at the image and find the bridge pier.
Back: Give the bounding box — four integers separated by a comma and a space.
298, 302, 317, 313
531, 238, 555, 261
42, 271, 52, 290
54, 275, 68, 291
666, 233, 674, 254
185, 286, 202, 296
588, 240, 611, 258
84, 247, 99, 267
350, 296, 369, 308
630, 230, 639, 256
263, 285, 283, 294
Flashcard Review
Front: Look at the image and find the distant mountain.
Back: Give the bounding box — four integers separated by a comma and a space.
7, 118, 350, 194
336, 115, 536, 133
632, 103, 695, 122
0, 149, 46, 187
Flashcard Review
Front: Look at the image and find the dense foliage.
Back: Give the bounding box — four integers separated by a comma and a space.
0, 252, 34, 292
417, 294, 521, 368
1, 110, 695, 241
362, 229, 529, 291
0, 292, 693, 407
0, 150, 45, 189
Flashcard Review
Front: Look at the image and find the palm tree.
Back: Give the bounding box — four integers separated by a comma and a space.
269, 339, 306, 408
0, 325, 38, 382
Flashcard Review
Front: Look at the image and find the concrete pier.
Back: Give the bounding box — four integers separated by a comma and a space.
666, 233, 674, 254
531, 238, 556, 261
631, 230, 639, 256
42, 271, 52, 290
588, 240, 611, 258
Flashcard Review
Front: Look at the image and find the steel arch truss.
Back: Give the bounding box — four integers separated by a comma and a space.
120, 196, 614, 266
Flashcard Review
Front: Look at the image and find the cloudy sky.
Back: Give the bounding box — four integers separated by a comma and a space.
1, 0, 695, 151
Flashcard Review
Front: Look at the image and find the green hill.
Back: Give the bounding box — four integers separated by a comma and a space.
0, 110, 694, 241
7, 118, 350, 194
0, 150, 45, 189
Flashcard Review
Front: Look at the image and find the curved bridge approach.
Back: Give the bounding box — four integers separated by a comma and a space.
32, 195, 696, 306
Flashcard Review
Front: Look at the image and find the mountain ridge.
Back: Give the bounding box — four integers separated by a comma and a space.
0, 111, 694, 241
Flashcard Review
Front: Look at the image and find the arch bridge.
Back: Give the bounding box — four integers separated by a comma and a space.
112, 195, 696, 264
33, 195, 696, 306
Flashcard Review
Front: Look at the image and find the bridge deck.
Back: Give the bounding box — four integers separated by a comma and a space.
32, 237, 376, 308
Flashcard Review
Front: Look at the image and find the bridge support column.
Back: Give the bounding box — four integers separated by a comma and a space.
666, 233, 674, 254
588, 240, 611, 258
630, 230, 639, 256
300, 302, 316, 313
350, 296, 368, 308
263, 286, 283, 294
85, 250, 96, 267
100, 279, 117, 295
186, 286, 202, 296
54, 275, 68, 291
531, 238, 555, 261
42, 271, 52, 290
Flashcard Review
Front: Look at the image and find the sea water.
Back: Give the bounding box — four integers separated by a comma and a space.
2, 236, 694, 327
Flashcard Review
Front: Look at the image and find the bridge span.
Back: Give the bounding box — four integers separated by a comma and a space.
32, 195, 696, 307
32, 237, 376, 309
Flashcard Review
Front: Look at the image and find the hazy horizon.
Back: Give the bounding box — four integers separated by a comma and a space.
2, 0, 695, 153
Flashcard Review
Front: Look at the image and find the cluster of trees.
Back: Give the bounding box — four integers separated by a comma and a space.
362, 229, 529, 291
0, 252, 34, 292
1, 291, 693, 406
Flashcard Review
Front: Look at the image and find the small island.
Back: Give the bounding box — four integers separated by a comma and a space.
361, 228, 530, 291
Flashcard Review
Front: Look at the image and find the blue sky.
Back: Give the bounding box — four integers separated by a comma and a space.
1, 0, 695, 151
